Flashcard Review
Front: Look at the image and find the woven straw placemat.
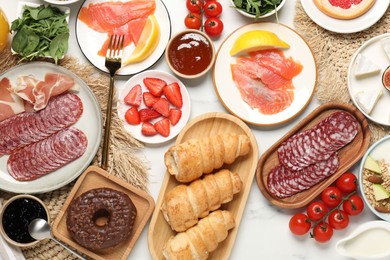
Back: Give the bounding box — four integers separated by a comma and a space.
294, 1, 390, 143
0, 47, 148, 259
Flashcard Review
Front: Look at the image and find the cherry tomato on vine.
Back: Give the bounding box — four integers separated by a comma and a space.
184, 13, 202, 29
321, 186, 343, 208
204, 17, 223, 37
336, 172, 357, 194
343, 194, 364, 216
328, 210, 349, 230
289, 213, 311, 235
186, 0, 203, 14
313, 222, 333, 243
204, 1, 223, 18
307, 201, 328, 221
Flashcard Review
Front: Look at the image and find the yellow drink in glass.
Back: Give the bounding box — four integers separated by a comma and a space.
0, 9, 9, 52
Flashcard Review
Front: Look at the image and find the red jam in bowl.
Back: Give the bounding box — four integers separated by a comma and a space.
168, 31, 213, 76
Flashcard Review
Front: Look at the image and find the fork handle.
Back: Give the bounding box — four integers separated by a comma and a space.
101, 76, 115, 170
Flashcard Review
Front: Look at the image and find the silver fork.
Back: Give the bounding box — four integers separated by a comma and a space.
101, 34, 124, 170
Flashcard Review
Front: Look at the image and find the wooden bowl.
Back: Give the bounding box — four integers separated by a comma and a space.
52, 166, 155, 260
148, 112, 259, 259
256, 102, 370, 209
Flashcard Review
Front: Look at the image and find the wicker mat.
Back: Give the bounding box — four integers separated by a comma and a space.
294, 1, 390, 142
0, 47, 148, 259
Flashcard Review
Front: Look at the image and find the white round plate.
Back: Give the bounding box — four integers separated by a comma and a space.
347, 34, 390, 126
359, 136, 390, 222
212, 22, 317, 126
75, 0, 171, 76
117, 70, 191, 144
0, 62, 102, 194
301, 0, 389, 34
44, 0, 82, 5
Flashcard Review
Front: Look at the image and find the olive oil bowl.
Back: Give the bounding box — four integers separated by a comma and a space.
165, 29, 215, 79
0, 194, 50, 247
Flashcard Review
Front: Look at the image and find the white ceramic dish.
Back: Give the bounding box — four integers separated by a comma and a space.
212, 22, 317, 126
230, 0, 286, 19
0, 62, 102, 194
44, 0, 82, 5
76, 0, 171, 76
117, 70, 191, 144
300, 0, 389, 34
347, 34, 390, 126
359, 135, 390, 222
336, 220, 390, 260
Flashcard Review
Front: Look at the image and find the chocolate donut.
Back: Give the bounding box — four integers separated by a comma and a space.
66, 187, 137, 251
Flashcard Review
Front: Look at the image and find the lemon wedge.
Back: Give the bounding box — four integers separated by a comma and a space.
230, 30, 290, 56
0, 9, 9, 52
123, 15, 160, 65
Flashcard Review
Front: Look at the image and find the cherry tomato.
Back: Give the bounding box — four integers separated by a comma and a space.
204, 17, 224, 37
321, 186, 343, 208
328, 210, 349, 230
307, 201, 328, 221
336, 172, 357, 194
313, 222, 333, 243
184, 13, 202, 30
289, 213, 311, 235
186, 0, 203, 14
204, 1, 223, 18
343, 194, 364, 216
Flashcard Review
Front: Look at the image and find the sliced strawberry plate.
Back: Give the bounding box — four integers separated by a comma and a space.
117, 70, 191, 144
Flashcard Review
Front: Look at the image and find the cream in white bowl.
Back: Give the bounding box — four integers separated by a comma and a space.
230, 0, 286, 19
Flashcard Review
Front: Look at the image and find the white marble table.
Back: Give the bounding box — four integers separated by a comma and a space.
1, 0, 378, 259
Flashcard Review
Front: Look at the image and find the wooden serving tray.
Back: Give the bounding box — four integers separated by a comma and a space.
148, 112, 259, 259
256, 102, 370, 209
52, 165, 155, 260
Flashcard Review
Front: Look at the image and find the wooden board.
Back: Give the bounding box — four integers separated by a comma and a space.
256, 102, 370, 209
148, 112, 259, 259
52, 166, 155, 260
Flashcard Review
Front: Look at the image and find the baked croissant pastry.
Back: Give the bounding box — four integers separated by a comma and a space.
163, 210, 235, 260
164, 133, 251, 183
161, 169, 242, 232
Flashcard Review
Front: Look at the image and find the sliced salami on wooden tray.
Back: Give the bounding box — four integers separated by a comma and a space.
256, 102, 370, 209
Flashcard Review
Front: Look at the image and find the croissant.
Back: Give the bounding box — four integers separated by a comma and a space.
161, 169, 242, 232
163, 210, 235, 260
164, 133, 251, 183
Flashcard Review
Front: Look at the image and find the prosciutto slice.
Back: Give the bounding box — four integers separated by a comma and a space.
0, 77, 25, 122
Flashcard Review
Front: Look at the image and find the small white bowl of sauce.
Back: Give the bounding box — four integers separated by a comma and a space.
336, 221, 390, 260
165, 29, 215, 79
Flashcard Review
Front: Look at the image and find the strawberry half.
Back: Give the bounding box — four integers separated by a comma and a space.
169, 108, 182, 125
124, 84, 142, 107
143, 92, 160, 107
152, 98, 170, 117
141, 122, 157, 136
143, 77, 167, 97
163, 82, 183, 108
154, 118, 170, 137
124, 107, 140, 125
139, 108, 161, 122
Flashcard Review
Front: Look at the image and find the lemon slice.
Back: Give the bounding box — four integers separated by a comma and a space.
123, 15, 160, 65
230, 30, 290, 56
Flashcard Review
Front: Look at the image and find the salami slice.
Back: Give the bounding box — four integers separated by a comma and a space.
277, 111, 358, 171
0, 93, 83, 156
7, 127, 88, 181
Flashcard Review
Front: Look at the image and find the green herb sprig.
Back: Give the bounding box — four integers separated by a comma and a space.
232, 0, 282, 20
11, 5, 69, 64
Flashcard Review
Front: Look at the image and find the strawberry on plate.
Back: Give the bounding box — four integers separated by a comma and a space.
164, 82, 183, 108
124, 84, 142, 107
169, 108, 182, 125
154, 118, 170, 137
153, 98, 170, 117
139, 108, 161, 122
124, 107, 140, 125
143, 77, 167, 97
141, 122, 157, 136
143, 92, 160, 107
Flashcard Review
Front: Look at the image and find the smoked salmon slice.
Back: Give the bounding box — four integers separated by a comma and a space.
79, 0, 156, 56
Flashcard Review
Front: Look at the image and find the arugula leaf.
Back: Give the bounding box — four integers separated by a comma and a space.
232, 0, 282, 19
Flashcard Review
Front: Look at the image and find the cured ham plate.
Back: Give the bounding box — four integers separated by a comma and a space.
256, 103, 370, 209
148, 112, 259, 259
347, 33, 390, 126
212, 22, 317, 126
301, 0, 389, 33
0, 62, 102, 194
75, 0, 171, 76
